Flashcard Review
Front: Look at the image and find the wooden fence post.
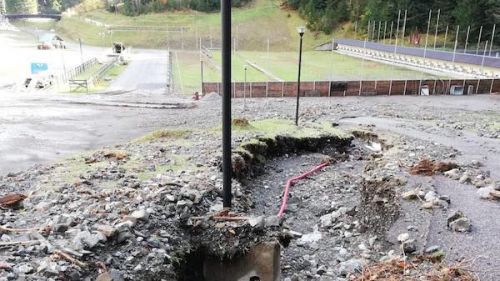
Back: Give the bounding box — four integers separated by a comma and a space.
359, 81, 362, 96
282, 81, 284, 97
490, 79, 495, 95
404, 80, 407, 95
389, 80, 392, 96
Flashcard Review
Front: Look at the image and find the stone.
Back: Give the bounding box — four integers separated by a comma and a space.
397, 233, 410, 243
337, 259, 363, 277
471, 160, 481, 167
402, 190, 419, 200
424, 245, 440, 253
490, 189, 500, 200
402, 239, 417, 254
459, 174, 471, 184
449, 218, 471, 232
444, 169, 460, 180
316, 265, 327, 275
72, 230, 107, 250
264, 216, 280, 227
15, 264, 34, 274
248, 216, 265, 229
94, 224, 118, 238
447, 210, 465, 226
116, 231, 134, 243
36, 259, 60, 275
424, 191, 437, 202
96, 270, 125, 281
176, 200, 193, 208
477, 186, 494, 199
129, 209, 148, 221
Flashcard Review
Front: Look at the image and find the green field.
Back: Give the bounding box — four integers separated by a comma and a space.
53, 0, 334, 50
175, 49, 443, 94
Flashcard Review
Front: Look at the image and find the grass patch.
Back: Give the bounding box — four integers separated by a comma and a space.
136, 129, 192, 142
51, 156, 108, 183
228, 118, 350, 139
135, 155, 191, 180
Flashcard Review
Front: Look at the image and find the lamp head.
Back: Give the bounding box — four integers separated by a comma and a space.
297, 26, 306, 36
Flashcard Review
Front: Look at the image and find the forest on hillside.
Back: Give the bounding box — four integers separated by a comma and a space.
285, 0, 500, 41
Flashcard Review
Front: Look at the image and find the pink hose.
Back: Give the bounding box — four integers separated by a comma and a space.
277, 162, 330, 218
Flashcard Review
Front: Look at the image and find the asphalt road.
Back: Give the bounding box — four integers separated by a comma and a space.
108, 50, 170, 94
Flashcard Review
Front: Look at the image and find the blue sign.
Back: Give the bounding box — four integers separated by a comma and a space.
31, 63, 48, 74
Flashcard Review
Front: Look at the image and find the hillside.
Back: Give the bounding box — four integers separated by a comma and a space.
54, 0, 339, 50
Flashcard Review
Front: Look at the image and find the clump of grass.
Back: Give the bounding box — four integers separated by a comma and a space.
232, 118, 251, 128
137, 129, 191, 142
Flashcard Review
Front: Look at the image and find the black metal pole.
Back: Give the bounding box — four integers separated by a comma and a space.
200, 60, 204, 94
221, 0, 232, 208
79, 38, 83, 66
295, 33, 304, 126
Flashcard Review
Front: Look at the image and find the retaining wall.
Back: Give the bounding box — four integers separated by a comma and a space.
202, 79, 500, 98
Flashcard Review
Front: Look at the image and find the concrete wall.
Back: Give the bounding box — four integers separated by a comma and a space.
202, 79, 500, 98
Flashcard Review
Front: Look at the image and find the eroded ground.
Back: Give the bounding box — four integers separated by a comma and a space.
1, 95, 500, 281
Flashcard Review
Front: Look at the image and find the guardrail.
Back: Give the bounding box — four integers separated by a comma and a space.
90, 57, 117, 84
60, 58, 98, 83
66, 57, 117, 92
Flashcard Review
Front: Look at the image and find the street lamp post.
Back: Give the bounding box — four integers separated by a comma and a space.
79, 38, 84, 66
200, 59, 204, 94
243, 65, 247, 111
221, 0, 232, 209
295, 26, 305, 126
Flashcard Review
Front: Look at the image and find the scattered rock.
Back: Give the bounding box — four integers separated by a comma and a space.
94, 224, 118, 238
397, 233, 409, 243
72, 230, 107, 250
337, 259, 364, 277
449, 218, 471, 233
477, 185, 494, 199
424, 245, 440, 254
402, 190, 419, 200
15, 264, 34, 274
402, 239, 417, 254
489, 189, 500, 200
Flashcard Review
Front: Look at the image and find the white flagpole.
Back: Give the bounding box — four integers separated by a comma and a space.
489, 24, 496, 56
401, 10, 407, 47
464, 25, 470, 54
476, 26, 483, 55
424, 10, 432, 59
433, 9, 440, 49
443, 25, 449, 49
453, 26, 460, 63
395, 10, 401, 53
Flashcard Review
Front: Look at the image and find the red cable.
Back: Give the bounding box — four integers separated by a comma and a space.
277, 161, 330, 218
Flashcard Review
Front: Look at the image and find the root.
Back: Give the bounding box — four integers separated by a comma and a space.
52, 250, 87, 268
